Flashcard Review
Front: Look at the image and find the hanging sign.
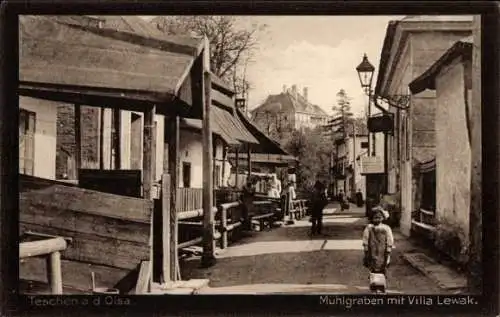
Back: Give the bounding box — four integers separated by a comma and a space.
360, 156, 385, 174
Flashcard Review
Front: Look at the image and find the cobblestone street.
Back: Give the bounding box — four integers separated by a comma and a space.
181, 203, 458, 294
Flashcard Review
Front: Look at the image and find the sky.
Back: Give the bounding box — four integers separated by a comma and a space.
142, 15, 405, 117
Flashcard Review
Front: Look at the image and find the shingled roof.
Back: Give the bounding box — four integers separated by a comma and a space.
19, 15, 205, 105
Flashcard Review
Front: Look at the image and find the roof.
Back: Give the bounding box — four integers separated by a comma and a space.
409, 37, 473, 94
211, 72, 235, 96
375, 16, 473, 96
374, 21, 400, 96
180, 104, 259, 145
251, 91, 329, 117
236, 108, 295, 157
19, 15, 204, 105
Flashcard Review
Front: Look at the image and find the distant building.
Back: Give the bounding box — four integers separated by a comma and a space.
250, 85, 331, 137
332, 133, 369, 200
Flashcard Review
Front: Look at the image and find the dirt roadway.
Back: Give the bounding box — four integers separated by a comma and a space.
180, 204, 454, 294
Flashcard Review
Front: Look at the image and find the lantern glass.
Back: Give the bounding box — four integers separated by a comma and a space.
356, 53, 375, 90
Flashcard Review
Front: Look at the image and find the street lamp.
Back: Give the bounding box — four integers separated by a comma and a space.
356, 53, 375, 95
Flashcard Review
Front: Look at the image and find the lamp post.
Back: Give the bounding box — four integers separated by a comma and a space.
356, 53, 380, 216
356, 53, 375, 157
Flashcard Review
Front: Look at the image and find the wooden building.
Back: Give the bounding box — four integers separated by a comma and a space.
19, 15, 212, 294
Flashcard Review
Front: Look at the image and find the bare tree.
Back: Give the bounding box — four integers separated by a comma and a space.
151, 16, 266, 97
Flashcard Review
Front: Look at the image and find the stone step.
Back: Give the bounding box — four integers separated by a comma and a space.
402, 252, 467, 290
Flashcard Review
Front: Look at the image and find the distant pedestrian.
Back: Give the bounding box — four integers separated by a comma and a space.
355, 189, 364, 207
362, 206, 394, 293
310, 180, 328, 236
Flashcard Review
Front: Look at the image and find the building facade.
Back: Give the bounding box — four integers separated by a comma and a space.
250, 85, 331, 138
333, 134, 369, 200
409, 37, 473, 263
375, 16, 473, 236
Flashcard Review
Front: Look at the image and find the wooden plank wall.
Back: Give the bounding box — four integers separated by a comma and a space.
19, 175, 153, 294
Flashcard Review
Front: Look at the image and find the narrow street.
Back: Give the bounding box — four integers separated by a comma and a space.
181, 203, 455, 294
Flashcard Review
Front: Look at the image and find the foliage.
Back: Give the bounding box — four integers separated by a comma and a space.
434, 218, 469, 265
151, 16, 267, 98
283, 127, 334, 193
332, 89, 354, 124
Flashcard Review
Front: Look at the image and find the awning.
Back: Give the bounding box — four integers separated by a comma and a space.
180, 106, 258, 146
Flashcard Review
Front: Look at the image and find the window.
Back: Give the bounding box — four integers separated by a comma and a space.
19, 109, 35, 175
182, 162, 191, 188
421, 170, 436, 211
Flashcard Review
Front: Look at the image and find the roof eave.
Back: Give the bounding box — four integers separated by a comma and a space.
375, 21, 399, 96
409, 41, 472, 94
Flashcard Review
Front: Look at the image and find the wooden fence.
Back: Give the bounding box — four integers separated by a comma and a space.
177, 188, 203, 212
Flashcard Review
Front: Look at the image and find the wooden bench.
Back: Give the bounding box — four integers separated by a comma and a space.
251, 212, 275, 231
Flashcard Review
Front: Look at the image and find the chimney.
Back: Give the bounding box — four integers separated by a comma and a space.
292, 85, 297, 98
303, 87, 308, 101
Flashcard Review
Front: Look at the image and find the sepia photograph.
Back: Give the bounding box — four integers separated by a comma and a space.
16, 11, 484, 302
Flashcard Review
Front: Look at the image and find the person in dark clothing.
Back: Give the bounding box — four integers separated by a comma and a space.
356, 189, 364, 207
241, 176, 257, 230
310, 180, 328, 236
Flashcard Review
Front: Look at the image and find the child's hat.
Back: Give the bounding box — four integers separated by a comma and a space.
372, 206, 389, 220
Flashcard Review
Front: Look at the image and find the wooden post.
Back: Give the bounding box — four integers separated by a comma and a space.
113, 109, 121, 169
143, 105, 156, 289
468, 14, 482, 294
143, 105, 156, 200
235, 149, 239, 189
222, 146, 227, 187
74, 104, 82, 179
201, 42, 216, 267
247, 144, 252, 177
99, 107, 105, 170
47, 251, 63, 294
221, 205, 228, 249
161, 173, 174, 284
167, 116, 179, 281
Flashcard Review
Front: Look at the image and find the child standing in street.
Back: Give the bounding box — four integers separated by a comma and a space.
362, 206, 394, 293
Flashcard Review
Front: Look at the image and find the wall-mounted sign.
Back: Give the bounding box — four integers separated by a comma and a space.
360, 156, 385, 174
368, 114, 394, 133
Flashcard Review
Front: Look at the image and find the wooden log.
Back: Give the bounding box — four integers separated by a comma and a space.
47, 251, 63, 294
20, 238, 67, 259
113, 109, 121, 169
161, 174, 172, 284
201, 57, 216, 267
167, 116, 180, 281
247, 144, 252, 176
75, 104, 82, 179
143, 104, 156, 200
235, 149, 239, 189
178, 237, 203, 249
135, 260, 151, 294
99, 107, 105, 170
220, 205, 228, 249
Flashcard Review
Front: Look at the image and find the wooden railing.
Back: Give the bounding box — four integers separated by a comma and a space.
19, 236, 68, 294
177, 188, 203, 212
